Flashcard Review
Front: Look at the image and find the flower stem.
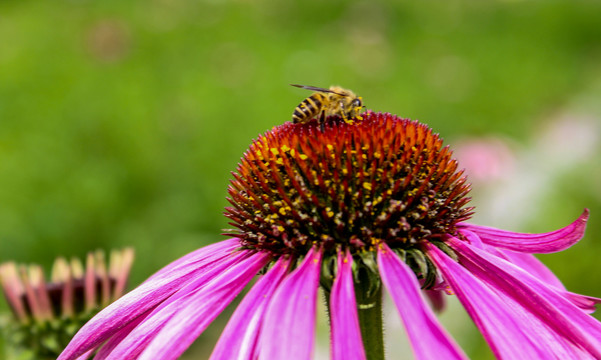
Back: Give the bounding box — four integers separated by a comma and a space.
355, 270, 385, 360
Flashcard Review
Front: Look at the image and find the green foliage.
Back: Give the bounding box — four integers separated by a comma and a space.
2, 312, 93, 360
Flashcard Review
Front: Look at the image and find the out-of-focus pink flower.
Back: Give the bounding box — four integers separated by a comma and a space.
1, 248, 134, 358
454, 137, 516, 183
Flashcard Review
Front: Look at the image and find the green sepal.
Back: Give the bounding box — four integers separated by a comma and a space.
319, 254, 338, 292
353, 251, 381, 299
431, 240, 459, 262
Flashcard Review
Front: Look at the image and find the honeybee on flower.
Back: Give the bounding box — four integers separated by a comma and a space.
290, 84, 364, 131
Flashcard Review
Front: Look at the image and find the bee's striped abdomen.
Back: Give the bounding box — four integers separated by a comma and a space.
292, 94, 324, 123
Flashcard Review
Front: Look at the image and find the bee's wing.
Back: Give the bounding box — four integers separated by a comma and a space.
290, 84, 346, 96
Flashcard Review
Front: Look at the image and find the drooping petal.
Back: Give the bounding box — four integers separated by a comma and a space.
488, 247, 601, 314
459, 230, 601, 314
458, 209, 589, 253
102, 250, 266, 360
330, 250, 366, 360
210, 257, 291, 360
143, 238, 241, 283
58, 240, 243, 360
135, 251, 271, 360
489, 247, 565, 289
426, 243, 571, 359
446, 237, 601, 358
377, 244, 467, 360
562, 292, 601, 315
93, 310, 152, 360
489, 281, 596, 359
259, 247, 322, 360
74, 350, 94, 360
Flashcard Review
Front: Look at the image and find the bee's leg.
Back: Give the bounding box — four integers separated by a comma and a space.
339, 101, 347, 122
319, 110, 326, 132
354, 99, 365, 121
340, 101, 354, 124
351, 106, 362, 121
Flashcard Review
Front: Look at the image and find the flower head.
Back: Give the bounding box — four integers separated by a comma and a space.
1, 248, 134, 359
59, 112, 601, 360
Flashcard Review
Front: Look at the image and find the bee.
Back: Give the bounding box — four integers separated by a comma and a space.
290, 84, 364, 131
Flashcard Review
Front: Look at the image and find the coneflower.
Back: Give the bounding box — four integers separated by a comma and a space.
59, 113, 600, 360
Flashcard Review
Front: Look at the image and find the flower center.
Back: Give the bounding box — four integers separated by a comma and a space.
225, 112, 473, 260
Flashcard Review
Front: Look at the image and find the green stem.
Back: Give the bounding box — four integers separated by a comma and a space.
355, 269, 385, 360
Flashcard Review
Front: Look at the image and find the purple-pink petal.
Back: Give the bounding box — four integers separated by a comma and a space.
458, 209, 589, 253
459, 230, 601, 315
330, 250, 366, 360
491, 248, 565, 289
74, 350, 94, 360
259, 247, 322, 360
100, 250, 264, 360
58, 239, 241, 360
93, 310, 152, 360
144, 238, 241, 283
488, 247, 601, 314
562, 292, 601, 315
377, 244, 467, 360
210, 257, 291, 360
426, 243, 568, 359
136, 251, 271, 360
446, 237, 601, 358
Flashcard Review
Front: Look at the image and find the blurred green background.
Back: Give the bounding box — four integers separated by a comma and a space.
1, 0, 600, 358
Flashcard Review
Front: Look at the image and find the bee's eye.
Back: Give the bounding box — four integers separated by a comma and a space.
352, 99, 362, 107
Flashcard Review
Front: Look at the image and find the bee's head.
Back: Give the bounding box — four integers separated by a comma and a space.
351, 97, 363, 108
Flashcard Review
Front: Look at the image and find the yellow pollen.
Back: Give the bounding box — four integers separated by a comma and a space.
363, 182, 372, 191
299, 154, 308, 160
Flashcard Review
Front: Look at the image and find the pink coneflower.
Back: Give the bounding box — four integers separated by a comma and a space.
1, 248, 134, 359
59, 113, 601, 360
